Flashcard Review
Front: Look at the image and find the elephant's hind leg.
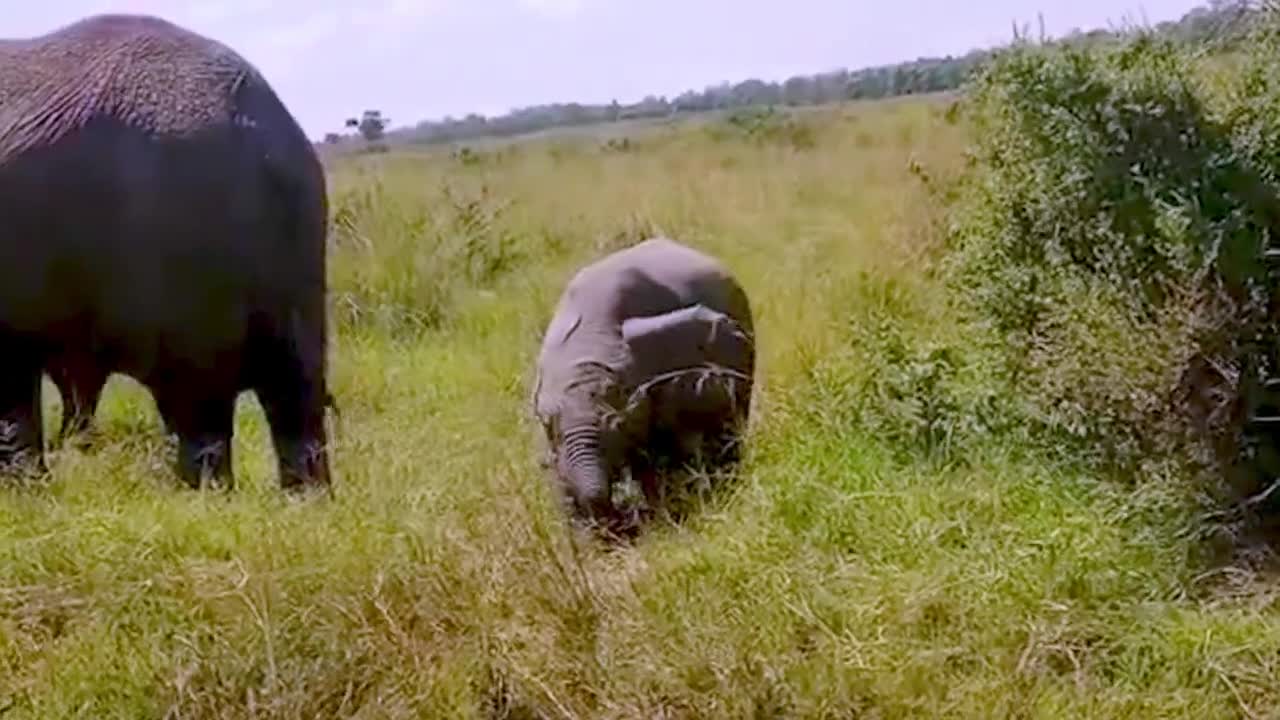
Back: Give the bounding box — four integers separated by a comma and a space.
0, 346, 46, 481
51, 359, 108, 445
253, 330, 331, 494
705, 405, 750, 467
154, 380, 237, 491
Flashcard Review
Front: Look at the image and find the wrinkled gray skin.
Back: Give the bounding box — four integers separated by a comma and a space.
533, 237, 755, 528
0, 14, 331, 491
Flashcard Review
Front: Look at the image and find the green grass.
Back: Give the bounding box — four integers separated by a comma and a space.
3, 97, 1280, 718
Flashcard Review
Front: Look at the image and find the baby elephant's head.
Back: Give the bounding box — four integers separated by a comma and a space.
549, 362, 633, 524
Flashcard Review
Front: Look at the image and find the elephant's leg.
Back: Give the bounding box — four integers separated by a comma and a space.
155, 383, 236, 491
46, 364, 71, 433
684, 409, 746, 469
700, 391, 750, 467
254, 337, 331, 494
641, 423, 677, 471
54, 360, 108, 444
679, 372, 753, 469
0, 339, 46, 478
704, 421, 744, 466
733, 369, 754, 431
723, 376, 755, 467
631, 450, 664, 513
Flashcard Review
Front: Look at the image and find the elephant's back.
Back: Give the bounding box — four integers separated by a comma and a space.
569, 237, 751, 328
0, 14, 266, 164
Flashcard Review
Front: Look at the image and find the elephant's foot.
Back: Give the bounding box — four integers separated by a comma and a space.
156, 383, 237, 492
177, 435, 233, 491
635, 463, 667, 516
0, 424, 47, 485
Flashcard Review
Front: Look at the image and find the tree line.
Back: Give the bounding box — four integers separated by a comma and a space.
327, 0, 1257, 148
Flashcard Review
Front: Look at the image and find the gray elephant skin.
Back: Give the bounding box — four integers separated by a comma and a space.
0, 14, 331, 491
532, 237, 756, 528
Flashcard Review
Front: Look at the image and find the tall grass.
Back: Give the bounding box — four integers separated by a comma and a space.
3, 74, 1280, 717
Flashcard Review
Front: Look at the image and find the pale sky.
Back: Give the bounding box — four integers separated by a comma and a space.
11, 0, 1204, 140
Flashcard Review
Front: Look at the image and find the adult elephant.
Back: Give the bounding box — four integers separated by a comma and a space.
0, 14, 332, 491
532, 237, 756, 531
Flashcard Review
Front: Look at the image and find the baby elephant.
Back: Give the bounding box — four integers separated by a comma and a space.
532, 237, 756, 531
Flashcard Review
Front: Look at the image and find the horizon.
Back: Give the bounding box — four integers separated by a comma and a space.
12, 0, 1206, 140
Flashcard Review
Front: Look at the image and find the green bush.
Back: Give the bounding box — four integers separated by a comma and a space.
946, 29, 1280, 506
1224, 10, 1280, 184
708, 107, 819, 151
786, 273, 1014, 467
837, 319, 1010, 465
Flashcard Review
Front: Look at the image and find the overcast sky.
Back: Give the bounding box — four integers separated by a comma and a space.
11, 0, 1204, 140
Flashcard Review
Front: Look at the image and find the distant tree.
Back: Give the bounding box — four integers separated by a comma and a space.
323, 132, 341, 144
782, 76, 815, 106
811, 70, 848, 103
672, 90, 703, 112
345, 110, 390, 143
732, 78, 776, 106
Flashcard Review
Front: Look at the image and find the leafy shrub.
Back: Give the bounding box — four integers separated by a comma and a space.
790, 274, 1012, 466
1223, 9, 1280, 184
946, 29, 1280, 511
708, 107, 818, 151
452, 146, 484, 166
845, 320, 1009, 464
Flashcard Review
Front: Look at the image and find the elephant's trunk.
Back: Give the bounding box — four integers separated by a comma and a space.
559, 416, 614, 524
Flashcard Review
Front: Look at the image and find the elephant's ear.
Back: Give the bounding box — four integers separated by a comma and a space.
531, 366, 556, 430
544, 308, 583, 349
533, 310, 583, 418
621, 304, 750, 379
530, 367, 544, 415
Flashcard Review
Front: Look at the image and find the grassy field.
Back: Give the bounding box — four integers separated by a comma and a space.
3, 92, 1280, 718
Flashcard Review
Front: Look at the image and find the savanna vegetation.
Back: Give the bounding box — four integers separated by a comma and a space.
6, 3, 1280, 718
